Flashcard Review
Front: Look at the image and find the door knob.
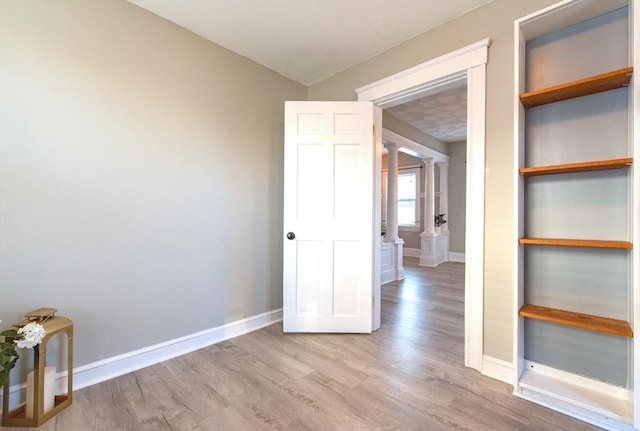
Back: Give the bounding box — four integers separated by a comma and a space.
286, 232, 296, 240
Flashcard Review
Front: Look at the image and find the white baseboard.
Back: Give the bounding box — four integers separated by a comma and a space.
2, 308, 282, 411
516, 361, 633, 431
482, 355, 513, 384
381, 268, 395, 284
406, 249, 464, 263
449, 252, 465, 262
403, 247, 421, 257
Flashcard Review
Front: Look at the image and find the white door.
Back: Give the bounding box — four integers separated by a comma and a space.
283, 101, 381, 333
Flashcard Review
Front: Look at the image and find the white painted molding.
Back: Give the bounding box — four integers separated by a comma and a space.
382, 128, 449, 163
517, 0, 628, 41
464, 62, 486, 372
2, 309, 283, 411
482, 355, 513, 385
449, 252, 465, 263
358, 38, 488, 373
356, 38, 491, 108
516, 361, 634, 431
521, 361, 630, 400
408, 249, 463, 261
381, 242, 404, 284
634, 1, 640, 428
403, 247, 421, 257
419, 232, 449, 267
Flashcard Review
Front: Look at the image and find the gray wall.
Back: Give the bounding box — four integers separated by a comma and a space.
383, 112, 448, 155
0, 0, 567, 371
308, 0, 558, 361
0, 1, 306, 368
448, 141, 466, 254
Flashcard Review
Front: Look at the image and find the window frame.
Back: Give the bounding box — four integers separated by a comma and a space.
382, 166, 421, 231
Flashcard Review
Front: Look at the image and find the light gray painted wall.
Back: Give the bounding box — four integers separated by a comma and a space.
448, 141, 466, 254
308, 0, 558, 362
383, 112, 448, 155
0, 1, 306, 368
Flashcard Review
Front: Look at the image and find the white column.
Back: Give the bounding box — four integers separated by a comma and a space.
438, 162, 450, 234
422, 157, 436, 237
384, 142, 400, 242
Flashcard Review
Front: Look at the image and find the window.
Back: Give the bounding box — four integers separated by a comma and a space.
382, 167, 421, 229
397, 171, 419, 226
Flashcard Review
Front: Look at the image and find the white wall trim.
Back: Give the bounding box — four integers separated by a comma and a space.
358, 38, 488, 372
356, 38, 491, 108
515, 361, 633, 430
383, 128, 449, 163
464, 62, 487, 371
403, 247, 421, 257
449, 252, 466, 262
2, 309, 282, 411
521, 360, 630, 400
482, 355, 513, 384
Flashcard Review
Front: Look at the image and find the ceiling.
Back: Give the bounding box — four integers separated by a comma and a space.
387, 85, 467, 143
129, 0, 484, 143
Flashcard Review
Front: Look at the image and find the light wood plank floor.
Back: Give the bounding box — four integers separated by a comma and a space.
5, 258, 601, 430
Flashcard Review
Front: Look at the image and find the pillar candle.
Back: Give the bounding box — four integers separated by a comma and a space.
25, 366, 56, 418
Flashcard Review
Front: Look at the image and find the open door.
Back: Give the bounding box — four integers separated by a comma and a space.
283, 101, 381, 333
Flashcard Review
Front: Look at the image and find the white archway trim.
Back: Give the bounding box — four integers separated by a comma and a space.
357, 39, 488, 373
356, 38, 490, 108
382, 128, 449, 163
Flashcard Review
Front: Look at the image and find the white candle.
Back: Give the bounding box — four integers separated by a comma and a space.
25, 366, 55, 418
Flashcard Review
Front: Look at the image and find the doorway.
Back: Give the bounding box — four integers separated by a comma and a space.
357, 38, 489, 371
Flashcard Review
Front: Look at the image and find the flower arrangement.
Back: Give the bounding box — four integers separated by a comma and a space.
0, 320, 46, 386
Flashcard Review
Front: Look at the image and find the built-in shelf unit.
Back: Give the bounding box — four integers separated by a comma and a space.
514, 1, 638, 430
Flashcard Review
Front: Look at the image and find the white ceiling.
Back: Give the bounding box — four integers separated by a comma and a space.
387, 85, 467, 143
129, 0, 484, 142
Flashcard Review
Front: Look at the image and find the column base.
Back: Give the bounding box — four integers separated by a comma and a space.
419, 232, 450, 267
381, 239, 405, 284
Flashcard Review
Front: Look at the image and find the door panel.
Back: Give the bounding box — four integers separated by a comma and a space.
283, 101, 379, 333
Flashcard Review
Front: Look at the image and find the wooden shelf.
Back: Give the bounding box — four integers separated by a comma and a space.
520, 67, 633, 108
519, 304, 633, 337
520, 157, 632, 176
519, 238, 632, 249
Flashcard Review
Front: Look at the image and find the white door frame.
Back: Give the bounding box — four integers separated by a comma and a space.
357, 38, 489, 371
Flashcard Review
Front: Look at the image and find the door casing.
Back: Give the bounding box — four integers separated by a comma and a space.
356, 38, 489, 372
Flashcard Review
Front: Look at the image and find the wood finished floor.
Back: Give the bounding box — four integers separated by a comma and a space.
5, 258, 602, 430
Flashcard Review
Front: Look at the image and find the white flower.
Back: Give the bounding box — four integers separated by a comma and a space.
14, 322, 46, 349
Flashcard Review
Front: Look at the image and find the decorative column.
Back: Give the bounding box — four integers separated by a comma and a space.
384, 142, 400, 242
422, 158, 436, 237
420, 157, 447, 267
381, 142, 404, 284
438, 162, 450, 234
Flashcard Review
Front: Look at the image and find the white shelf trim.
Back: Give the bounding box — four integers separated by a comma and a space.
517, 363, 632, 429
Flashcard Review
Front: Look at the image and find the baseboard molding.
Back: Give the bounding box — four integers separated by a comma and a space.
2, 308, 282, 411
449, 252, 465, 262
381, 268, 395, 284
403, 247, 421, 257
406, 249, 465, 263
482, 355, 513, 384
516, 361, 633, 431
